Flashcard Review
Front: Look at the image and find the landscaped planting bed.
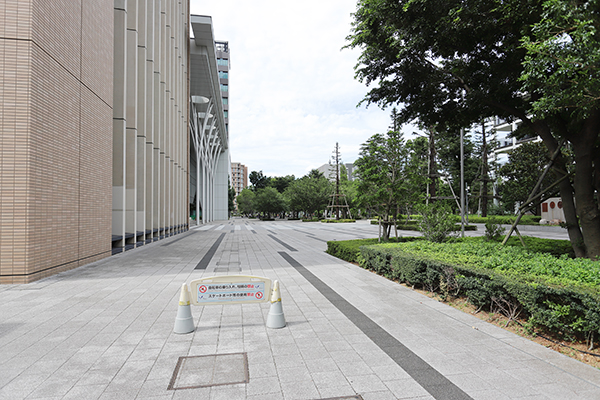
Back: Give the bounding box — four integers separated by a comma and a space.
326, 237, 600, 366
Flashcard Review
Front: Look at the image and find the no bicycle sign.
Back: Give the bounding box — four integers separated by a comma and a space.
189, 275, 272, 305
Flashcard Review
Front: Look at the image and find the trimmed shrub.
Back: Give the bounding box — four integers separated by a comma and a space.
416, 203, 458, 242
484, 218, 505, 241
468, 215, 542, 225
357, 240, 600, 343
326, 237, 418, 264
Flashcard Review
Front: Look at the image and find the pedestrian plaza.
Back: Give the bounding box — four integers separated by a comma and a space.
1, 219, 598, 400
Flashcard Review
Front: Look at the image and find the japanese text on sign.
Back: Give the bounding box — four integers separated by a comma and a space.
197, 282, 265, 303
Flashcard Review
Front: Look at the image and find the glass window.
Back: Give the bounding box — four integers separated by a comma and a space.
217, 58, 229, 67
220, 84, 228, 92
219, 71, 228, 79
224, 111, 228, 118
222, 98, 228, 105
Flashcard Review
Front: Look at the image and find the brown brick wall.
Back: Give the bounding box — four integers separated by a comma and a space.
0, 0, 113, 283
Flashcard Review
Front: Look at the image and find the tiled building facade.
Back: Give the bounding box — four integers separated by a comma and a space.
0, 0, 203, 283
0, 0, 113, 283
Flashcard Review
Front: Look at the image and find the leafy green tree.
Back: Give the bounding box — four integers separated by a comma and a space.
355, 128, 410, 241
236, 188, 256, 217
346, 0, 600, 258
519, 0, 600, 257
255, 187, 287, 219
339, 164, 359, 217
249, 170, 269, 191
471, 121, 498, 217
498, 141, 558, 214
284, 170, 331, 218
404, 136, 430, 212
436, 131, 479, 214
269, 175, 296, 193
228, 180, 236, 215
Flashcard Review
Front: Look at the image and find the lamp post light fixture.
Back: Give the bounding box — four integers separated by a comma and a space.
191, 95, 209, 105
191, 95, 210, 226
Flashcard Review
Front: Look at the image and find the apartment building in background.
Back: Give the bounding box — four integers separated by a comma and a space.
231, 162, 249, 200
0, 2, 229, 283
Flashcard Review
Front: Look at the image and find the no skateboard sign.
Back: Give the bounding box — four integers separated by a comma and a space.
189, 275, 272, 305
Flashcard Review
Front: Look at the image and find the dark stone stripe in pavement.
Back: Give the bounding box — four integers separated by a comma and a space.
278, 251, 473, 400
268, 235, 297, 252
195, 233, 226, 270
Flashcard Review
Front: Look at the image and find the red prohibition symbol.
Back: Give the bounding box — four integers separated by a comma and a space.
255, 292, 263, 299
199, 285, 207, 293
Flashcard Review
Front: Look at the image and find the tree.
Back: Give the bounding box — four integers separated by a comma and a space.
236, 189, 256, 217
405, 136, 429, 207
269, 175, 295, 193
255, 187, 287, 219
284, 170, 331, 218
519, 0, 600, 257
339, 164, 359, 216
436, 130, 480, 214
249, 170, 269, 191
355, 128, 411, 241
497, 141, 559, 214
471, 120, 497, 217
228, 180, 236, 215
346, 0, 600, 258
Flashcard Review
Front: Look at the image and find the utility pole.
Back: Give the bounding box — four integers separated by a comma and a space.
460, 127, 465, 237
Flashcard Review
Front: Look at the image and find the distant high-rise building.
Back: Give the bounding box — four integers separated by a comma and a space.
231, 163, 249, 202
216, 41, 229, 134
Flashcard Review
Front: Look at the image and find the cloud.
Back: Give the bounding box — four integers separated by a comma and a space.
190, 1, 417, 177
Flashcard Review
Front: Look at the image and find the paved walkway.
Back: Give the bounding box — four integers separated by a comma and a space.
1, 219, 597, 400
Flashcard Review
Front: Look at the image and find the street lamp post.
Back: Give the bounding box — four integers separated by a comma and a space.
191, 96, 210, 226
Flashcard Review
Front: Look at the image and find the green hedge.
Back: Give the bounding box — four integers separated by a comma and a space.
326, 237, 416, 263
369, 220, 477, 231
358, 241, 600, 342
468, 215, 542, 225
468, 236, 575, 258
321, 219, 356, 223
371, 215, 542, 225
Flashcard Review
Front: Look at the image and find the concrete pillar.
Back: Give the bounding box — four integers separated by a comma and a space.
113, 1, 128, 251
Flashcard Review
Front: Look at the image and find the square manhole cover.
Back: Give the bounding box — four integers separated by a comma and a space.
168, 353, 249, 390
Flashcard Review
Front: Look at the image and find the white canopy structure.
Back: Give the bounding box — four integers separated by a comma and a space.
189, 15, 230, 224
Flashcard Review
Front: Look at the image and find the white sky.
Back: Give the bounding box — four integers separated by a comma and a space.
190, 1, 420, 178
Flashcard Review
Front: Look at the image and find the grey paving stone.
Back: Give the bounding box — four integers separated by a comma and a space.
2, 219, 599, 400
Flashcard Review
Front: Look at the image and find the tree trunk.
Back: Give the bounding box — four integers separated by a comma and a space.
571, 112, 600, 259
532, 121, 587, 257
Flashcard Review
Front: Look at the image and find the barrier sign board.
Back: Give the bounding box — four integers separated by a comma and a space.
189, 275, 272, 306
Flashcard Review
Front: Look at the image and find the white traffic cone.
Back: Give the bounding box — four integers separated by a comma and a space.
174, 283, 195, 334
266, 280, 286, 329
